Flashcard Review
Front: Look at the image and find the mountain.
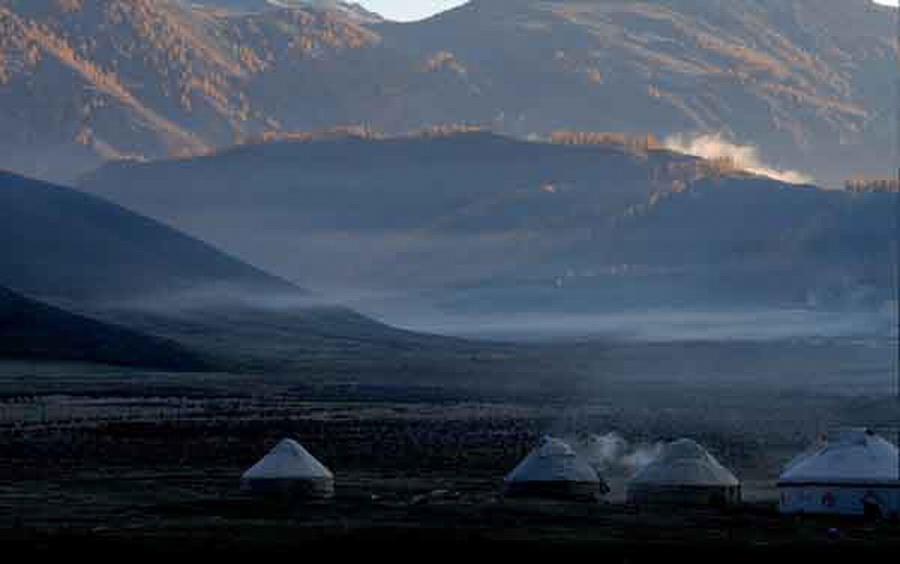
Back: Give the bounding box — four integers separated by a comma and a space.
470, 175, 895, 314
0, 0, 381, 182
0, 0, 894, 186
0, 170, 298, 303
374, 0, 896, 187
79, 131, 895, 314
0, 285, 206, 370
0, 170, 509, 382
78, 131, 713, 289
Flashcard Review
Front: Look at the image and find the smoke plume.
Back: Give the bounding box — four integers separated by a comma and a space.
569, 432, 663, 478
664, 133, 814, 185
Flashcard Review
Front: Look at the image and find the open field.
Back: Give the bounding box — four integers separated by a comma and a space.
1, 336, 898, 554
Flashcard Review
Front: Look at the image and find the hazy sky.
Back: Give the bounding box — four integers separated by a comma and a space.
358, 0, 896, 21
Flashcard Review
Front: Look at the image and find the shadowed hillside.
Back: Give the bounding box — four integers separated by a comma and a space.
0, 170, 298, 303
460, 175, 895, 314
79, 132, 731, 289
79, 132, 896, 315
0, 286, 206, 370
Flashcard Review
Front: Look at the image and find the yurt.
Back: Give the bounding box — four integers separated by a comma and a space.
504, 436, 608, 501
778, 428, 900, 518
241, 438, 335, 498
627, 438, 741, 506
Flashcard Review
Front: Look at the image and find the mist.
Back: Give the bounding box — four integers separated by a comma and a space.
77, 282, 342, 316
378, 308, 893, 342
104, 281, 892, 344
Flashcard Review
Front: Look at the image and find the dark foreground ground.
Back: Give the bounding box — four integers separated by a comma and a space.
1, 337, 899, 557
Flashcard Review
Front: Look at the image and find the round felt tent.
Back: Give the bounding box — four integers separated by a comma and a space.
504, 436, 607, 501
241, 438, 335, 498
627, 438, 741, 506
779, 428, 900, 518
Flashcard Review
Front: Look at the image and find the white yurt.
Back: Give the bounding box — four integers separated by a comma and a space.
504, 436, 608, 501
241, 438, 335, 498
779, 428, 900, 518
627, 438, 741, 506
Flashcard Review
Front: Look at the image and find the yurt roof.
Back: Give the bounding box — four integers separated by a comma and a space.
504, 436, 600, 484
629, 438, 740, 487
242, 438, 334, 481
779, 429, 899, 486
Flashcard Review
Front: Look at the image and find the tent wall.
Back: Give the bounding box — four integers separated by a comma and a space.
779, 485, 900, 518
241, 477, 335, 498
627, 484, 741, 507
504, 480, 601, 502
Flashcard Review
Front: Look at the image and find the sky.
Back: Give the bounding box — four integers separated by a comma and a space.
357, 0, 897, 21
355, 0, 467, 21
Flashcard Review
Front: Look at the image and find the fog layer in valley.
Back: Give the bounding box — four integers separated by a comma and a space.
372, 307, 894, 343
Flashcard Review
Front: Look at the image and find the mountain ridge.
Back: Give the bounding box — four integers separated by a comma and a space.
0, 0, 894, 185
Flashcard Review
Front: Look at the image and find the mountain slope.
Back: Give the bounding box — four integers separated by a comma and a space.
0, 0, 379, 181
0, 170, 299, 303
0, 0, 216, 181
0, 0, 894, 185
0, 286, 206, 369
501, 175, 895, 313
79, 131, 718, 289
183, 0, 383, 22
375, 0, 895, 186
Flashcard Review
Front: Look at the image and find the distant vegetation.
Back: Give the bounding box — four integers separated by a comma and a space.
547, 131, 661, 154
249, 125, 385, 144
248, 124, 489, 145
845, 178, 900, 193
